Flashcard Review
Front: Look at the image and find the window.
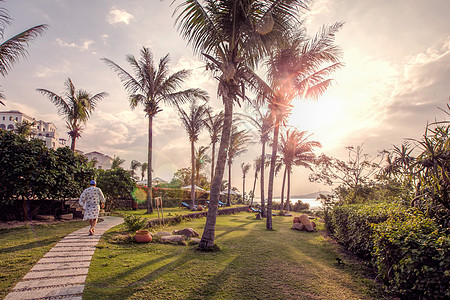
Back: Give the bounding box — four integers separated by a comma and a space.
2, 116, 4, 120
0, 124, 5, 130
7, 124, 14, 130
15, 117, 18, 121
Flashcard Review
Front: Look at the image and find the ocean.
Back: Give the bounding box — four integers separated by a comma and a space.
252, 197, 323, 211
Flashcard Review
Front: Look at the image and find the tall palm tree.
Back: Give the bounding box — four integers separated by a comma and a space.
177, 101, 208, 206
37, 78, 108, 152
227, 125, 252, 206
279, 129, 321, 210
250, 156, 262, 206
141, 162, 148, 181
0, 2, 47, 105
130, 160, 141, 179
195, 145, 211, 187
241, 162, 251, 203
265, 24, 344, 229
204, 109, 224, 185
172, 0, 309, 249
14, 119, 36, 139
239, 100, 273, 215
103, 47, 208, 213
111, 156, 125, 169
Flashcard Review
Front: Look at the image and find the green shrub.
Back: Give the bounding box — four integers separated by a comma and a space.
123, 214, 147, 232
372, 211, 450, 299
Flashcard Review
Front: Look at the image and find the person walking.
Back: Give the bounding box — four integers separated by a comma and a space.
79, 180, 106, 235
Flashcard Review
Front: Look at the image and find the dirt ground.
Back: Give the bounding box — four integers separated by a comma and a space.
0, 218, 84, 230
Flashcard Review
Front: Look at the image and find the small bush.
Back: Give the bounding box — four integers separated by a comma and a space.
123, 214, 147, 232
372, 211, 450, 299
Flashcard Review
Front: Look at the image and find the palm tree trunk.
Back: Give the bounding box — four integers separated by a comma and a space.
146, 116, 154, 214
191, 139, 196, 206
227, 162, 232, 206
210, 142, 216, 185
242, 174, 245, 204
260, 142, 266, 217
280, 166, 287, 206
286, 169, 291, 211
198, 99, 233, 250
267, 119, 280, 230
70, 136, 76, 152
250, 169, 258, 206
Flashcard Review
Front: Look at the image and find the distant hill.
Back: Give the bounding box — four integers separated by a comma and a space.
291, 191, 331, 199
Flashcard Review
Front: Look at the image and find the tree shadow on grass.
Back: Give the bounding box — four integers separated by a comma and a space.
0, 237, 59, 254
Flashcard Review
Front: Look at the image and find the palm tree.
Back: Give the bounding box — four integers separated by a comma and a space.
172, 0, 309, 250
241, 162, 251, 203
177, 101, 208, 206
130, 160, 141, 179
265, 24, 344, 229
141, 162, 148, 181
0, 2, 47, 105
195, 145, 211, 187
14, 119, 36, 139
250, 156, 262, 206
239, 100, 273, 216
103, 47, 208, 213
226, 125, 252, 206
279, 129, 321, 210
37, 78, 108, 152
111, 156, 125, 169
204, 109, 224, 185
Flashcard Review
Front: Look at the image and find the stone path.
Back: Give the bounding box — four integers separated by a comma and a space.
5, 216, 123, 300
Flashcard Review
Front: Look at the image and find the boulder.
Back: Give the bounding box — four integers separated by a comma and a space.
299, 214, 314, 232
160, 235, 186, 245
311, 221, 316, 228
35, 215, 55, 221
291, 223, 305, 231
155, 231, 172, 238
189, 238, 201, 244
173, 228, 199, 238
60, 213, 73, 220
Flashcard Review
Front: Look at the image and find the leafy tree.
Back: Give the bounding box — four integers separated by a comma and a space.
226, 125, 252, 205
37, 78, 108, 151
173, 167, 191, 187
177, 101, 208, 205
264, 25, 343, 229
96, 168, 135, 210
279, 129, 321, 210
111, 155, 125, 169
172, 0, 310, 250
103, 47, 208, 214
204, 109, 224, 184
0, 1, 47, 105
130, 159, 141, 179
241, 162, 251, 203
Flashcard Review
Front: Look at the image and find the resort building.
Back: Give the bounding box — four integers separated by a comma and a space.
0, 110, 67, 149
83, 151, 113, 170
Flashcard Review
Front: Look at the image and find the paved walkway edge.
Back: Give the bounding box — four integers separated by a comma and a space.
5, 216, 123, 300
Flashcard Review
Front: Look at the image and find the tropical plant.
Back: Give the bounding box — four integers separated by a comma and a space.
204, 109, 224, 184
279, 129, 321, 210
195, 145, 211, 186
0, 1, 47, 105
249, 156, 262, 206
177, 101, 208, 206
111, 155, 125, 169
14, 119, 36, 139
241, 162, 251, 203
37, 78, 108, 151
172, 0, 309, 250
226, 125, 252, 205
239, 100, 273, 215
265, 24, 344, 229
140, 162, 148, 181
130, 159, 141, 179
103, 47, 208, 213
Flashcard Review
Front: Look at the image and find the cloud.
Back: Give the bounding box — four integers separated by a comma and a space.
107, 7, 135, 25
55, 38, 94, 51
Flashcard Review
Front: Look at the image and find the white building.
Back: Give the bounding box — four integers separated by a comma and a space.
83, 151, 113, 170
0, 110, 67, 149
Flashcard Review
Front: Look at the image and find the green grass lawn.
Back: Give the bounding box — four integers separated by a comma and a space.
84, 212, 389, 300
0, 220, 88, 299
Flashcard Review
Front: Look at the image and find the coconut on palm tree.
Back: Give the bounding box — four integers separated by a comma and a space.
0, 1, 47, 106
226, 125, 252, 206
204, 109, 224, 185
264, 24, 344, 229
103, 47, 208, 213
172, 0, 309, 250
177, 101, 208, 206
279, 128, 321, 210
37, 78, 108, 152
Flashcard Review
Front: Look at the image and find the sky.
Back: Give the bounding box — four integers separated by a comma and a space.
1, 0, 449, 198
